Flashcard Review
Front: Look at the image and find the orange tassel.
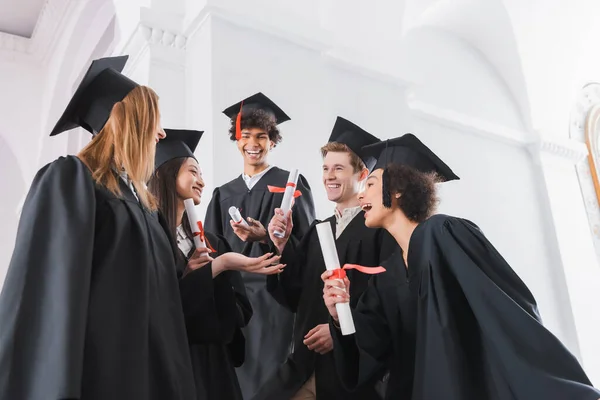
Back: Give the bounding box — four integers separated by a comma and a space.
235, 100, 244, 140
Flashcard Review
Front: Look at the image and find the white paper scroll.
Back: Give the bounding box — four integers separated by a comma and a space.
228, 206, 249, 227
273, 168, 299, 239
315, 221, 356, 335
184, 198, 208, 255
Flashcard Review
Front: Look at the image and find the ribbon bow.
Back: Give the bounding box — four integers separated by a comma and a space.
193, 220, 216, 253
267, 183, 302, 198
328, 264, 386, 280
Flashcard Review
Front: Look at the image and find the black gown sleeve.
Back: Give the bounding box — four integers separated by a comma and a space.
290, 174, 316, 240
415, 216, 600, 400
265, 233, 307, 312
204, 187, 223, 237
330, 273, 393, 392
0, 156, 96, 400
179, 233, 253, 346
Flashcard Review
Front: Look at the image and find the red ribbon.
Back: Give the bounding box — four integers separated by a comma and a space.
193, 220, 216, 253
267, 184, 302, 198
328, 264, 386, 280
235, 100, 244, 140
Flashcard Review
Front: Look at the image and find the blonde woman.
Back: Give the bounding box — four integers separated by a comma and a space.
0, 57, 197, 400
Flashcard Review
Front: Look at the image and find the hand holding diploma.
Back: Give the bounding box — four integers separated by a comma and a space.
184, 198, 214, 255
229, 206, 250, 227
230, 216, 268, 243
268, 168, 301, 239
316, 222, 356, 335
267, 208, 293, 254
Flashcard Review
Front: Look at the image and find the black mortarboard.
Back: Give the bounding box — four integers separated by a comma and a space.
362, 134, 459, 207
49, 55, 139, 136
327, 117, 380, 171
222, 92, 290, 125
155, 129, 204, 170
362, 134, 459, 180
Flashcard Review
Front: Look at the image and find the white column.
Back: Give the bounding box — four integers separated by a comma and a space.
532, 138, 600, 385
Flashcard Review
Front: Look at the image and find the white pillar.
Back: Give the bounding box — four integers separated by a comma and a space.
532, 137, 600, 385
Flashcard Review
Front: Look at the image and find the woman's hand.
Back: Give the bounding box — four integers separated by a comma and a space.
321, 270, 350, 323
212, 252, 285, 276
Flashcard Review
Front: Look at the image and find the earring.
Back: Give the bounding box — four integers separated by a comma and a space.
395, 193, 400, 199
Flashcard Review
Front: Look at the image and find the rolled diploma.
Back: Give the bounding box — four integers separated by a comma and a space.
315, 221, 356, 335
273, 168, 299, 238
228, 206, 249, 227
184, 198, 208, 255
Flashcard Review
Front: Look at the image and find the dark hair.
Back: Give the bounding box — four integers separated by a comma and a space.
228, 109, 282, 145
383, 163, 439, 223
320, 142, 366, 173
148, 157, 194, 260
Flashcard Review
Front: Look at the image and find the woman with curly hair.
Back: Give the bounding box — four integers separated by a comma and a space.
204, 92, 316, 398
321, 134, 600, 399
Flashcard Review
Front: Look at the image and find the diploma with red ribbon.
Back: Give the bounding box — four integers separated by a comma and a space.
316, 222, 386, 335
184, 198, 216, 255
270, 168, 300, 239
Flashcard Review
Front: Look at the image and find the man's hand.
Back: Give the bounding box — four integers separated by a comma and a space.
267, 208, 293, 254
230, 217, 268, 243
303, 324, 333, 355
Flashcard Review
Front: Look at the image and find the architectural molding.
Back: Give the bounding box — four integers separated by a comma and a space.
408, 97, 588, 164
0, 0, 77, 63
534, 138, 589, 163
408, 97, 533, 147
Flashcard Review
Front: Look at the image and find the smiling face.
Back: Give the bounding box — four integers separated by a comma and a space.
322, 151, 366, 205
176, 157, 205, 205
358, 168, 396, 228
236, 127, 274, 167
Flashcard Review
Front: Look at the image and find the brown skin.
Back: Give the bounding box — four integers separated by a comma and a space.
237, 127, 274, 176
229, 127, 273, 243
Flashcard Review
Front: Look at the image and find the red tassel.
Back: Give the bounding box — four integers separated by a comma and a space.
235, 100, 244, 140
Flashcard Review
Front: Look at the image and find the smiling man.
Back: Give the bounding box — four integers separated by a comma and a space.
252, 117, 397, 400
204, 92, 316, 399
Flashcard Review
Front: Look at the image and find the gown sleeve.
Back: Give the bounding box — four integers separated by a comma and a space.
265, 233, 308, 312
413, 215, 600, 400
203, 187, 223, 236
290, 174, 316, 240
0, 156, 96, 400
330, 273, 393, 392
179, 233, 252, 346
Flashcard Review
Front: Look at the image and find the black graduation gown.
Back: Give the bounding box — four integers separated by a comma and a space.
176, 232, 253, 400
331, 214, 600, 400
252, 211, 398, 400
0, 156, 197, 400
204, 166, 316, 398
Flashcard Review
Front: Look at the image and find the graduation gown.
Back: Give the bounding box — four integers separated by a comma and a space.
176, 231, 253, 400
204, 166, 316, 398
252, 211, 398, 400
331, 214, 600, 400
0, 156, 197, 400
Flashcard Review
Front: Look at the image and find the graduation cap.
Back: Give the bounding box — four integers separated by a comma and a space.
222, 92, 290, 140
327, 117, 380, 171
49, 55, 139, 136
155, 129, 204, 170
362, 133, 459, 207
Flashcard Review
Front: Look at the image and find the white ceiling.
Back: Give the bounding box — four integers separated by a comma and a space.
0, 0, 47, 38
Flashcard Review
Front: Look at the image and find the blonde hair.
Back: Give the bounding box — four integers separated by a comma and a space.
78, 85, 160, 210
320, 142, 366, 174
